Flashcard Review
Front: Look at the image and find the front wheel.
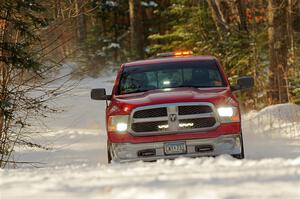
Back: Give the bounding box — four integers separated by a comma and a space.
233, 133, 245, 159
107, 141, 112, 163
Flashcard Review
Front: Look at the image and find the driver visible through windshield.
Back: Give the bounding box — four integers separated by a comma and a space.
117, 60, 226, 95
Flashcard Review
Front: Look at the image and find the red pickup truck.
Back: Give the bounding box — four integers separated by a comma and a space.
91, 52, 254, 163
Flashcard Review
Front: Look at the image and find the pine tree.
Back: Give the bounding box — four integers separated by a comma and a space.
0, 0, 60, 167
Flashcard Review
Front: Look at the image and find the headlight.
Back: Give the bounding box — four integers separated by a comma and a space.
217, 107, 240, 123
217, 107, 234, 117
108, 115, 129, 132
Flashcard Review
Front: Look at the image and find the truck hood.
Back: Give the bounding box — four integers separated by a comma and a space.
112, 87, 233, 111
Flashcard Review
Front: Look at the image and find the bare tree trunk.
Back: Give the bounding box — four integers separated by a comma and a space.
287, 0, 294, 58
268, 0, 289, 104
207, 0, 229, 35
54, 0, 68, 57
75, 0, 86, 44
129, 0, 144, 59
113, 10, 119, 62
0, 22, 5, 145
236, 0, 248, 32
55, 0, 62, 18
0, 10, 12, 166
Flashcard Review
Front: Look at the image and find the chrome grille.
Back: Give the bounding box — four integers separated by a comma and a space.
129, 102, 219, 136
133, 107, 167, 118
178, 105, 212, 115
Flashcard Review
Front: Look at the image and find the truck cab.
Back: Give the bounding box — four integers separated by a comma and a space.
91, 53, 254, 163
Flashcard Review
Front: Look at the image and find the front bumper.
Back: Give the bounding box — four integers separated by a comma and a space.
110, 134, 242, 163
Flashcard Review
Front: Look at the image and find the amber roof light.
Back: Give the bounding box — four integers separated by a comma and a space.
156, 51, 193, 58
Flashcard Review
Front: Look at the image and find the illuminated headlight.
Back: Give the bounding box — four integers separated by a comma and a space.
108, 115, 129, 132
217, 107, 234, 117
116, 123, 128, 131
217, 107, 240, 123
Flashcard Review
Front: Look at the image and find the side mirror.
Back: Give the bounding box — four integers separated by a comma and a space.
231, 76, 254, 92
91, 88, 112, 100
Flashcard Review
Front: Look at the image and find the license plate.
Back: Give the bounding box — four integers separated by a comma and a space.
164, 141, 187, 155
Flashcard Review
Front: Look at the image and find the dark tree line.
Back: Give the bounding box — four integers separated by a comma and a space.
58, 0, 299, 108
25, 1, 299, 107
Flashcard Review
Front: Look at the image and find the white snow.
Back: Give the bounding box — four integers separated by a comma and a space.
107, 43, 120, 49
141, 1, 158, 8
2, 156, 300, 199
1, 68, 300, 199
105, 1, 118, 7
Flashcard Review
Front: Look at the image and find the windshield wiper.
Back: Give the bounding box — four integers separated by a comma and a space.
123, 89, 152, 94
175, 85, 200, 88
174, 85, 215, 88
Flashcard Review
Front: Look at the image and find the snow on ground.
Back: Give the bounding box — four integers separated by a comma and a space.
1, 66, 300, 199
2, 156, 300, 199
243, 103, 300, 160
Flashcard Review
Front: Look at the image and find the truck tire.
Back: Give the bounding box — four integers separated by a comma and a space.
233, 132, 245, 159
107, 141, 112, 164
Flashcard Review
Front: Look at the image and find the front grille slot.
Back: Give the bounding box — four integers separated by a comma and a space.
131, 121, 168, 132
133, 107, 167, 118
178, 105, 212, 115
179, 118, 216, 129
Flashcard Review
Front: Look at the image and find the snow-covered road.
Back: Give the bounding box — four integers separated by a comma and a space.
1, 68, 300, 199
2, 155, 300, 199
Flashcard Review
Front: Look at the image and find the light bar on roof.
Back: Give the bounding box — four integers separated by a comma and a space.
174, 51, 193, 56
156, 51, 193, 58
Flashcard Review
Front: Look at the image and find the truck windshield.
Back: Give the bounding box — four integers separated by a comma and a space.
117, 60, 227, 95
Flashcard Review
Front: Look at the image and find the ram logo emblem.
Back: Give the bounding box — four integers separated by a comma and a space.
169, 114, 177, 122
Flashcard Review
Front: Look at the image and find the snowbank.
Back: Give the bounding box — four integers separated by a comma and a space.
243, 103, 300, 138
245, 103, 300, 123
